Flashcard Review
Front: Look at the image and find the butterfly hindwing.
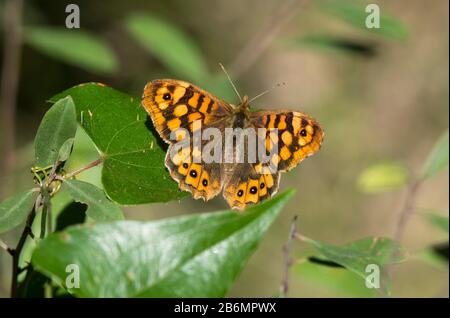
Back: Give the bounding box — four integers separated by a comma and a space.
165, 143, 224, 201
222, 163, 280, 211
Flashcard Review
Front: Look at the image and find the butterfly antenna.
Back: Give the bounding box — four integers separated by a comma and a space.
219, 62, 242, 102
248, 82, 287, 104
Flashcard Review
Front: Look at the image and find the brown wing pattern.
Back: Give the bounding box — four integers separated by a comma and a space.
142, 79, 233, 142
251, 110, 324, 172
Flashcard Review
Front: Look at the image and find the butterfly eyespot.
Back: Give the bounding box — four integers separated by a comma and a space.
249, 186, 257, 194
300, 129, 307, 137
202, 179, 208, 186
260, 182, 265, 189
189, 170, 197, 178
237, 190, 244, 197
182, 163, 189, 169
163, 93, 171, 100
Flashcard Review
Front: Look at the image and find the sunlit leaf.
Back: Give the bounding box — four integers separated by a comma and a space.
421, 130, 449, 180
357, 162, 409, 193
25, 26, 118, 74
51, 83, 186, 204
32, 190, 294, 297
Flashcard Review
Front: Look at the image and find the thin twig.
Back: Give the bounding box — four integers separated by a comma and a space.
229, 0, 307, 77
62, 157, 104, 179
393, 180, 421, 242
0, 0, 24, 198
10, 194, 40, 298
280, 215, 299, 297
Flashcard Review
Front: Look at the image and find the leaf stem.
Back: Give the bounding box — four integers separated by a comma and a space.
63, 157, 104, 179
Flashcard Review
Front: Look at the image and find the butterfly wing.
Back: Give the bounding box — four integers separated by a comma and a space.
223, 110, 323, 210
250, 110, 324, 172
222, 162, 280, 211
142, 79, 233, 142
165, 137, 225, 201
143, 79, 233, 201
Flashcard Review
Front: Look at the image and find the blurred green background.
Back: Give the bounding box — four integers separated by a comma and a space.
0, 0, 448, 297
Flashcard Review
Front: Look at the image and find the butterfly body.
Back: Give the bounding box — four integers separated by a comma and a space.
142, 79, 324, 210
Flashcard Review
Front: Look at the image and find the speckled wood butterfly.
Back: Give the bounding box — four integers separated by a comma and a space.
142, 79, 324, 210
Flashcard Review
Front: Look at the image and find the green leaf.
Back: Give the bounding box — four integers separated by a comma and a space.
415, 243, 449, 268
24, 26, 118, 74
62, 179, 124, 222
292, 35, 377, 57
51, 83, 185, 204
320, 1, 409, 41
32, 190, 294, 297
294, 261, 376, 297
357, 162, 409, 193
421, 130, 449, 180
299, 236, 406, 294
423, 212, 449, 234
57, 138, 75, 163
125, 13, 209, 82
34, 96, 77, 168
0, 189, 38, 234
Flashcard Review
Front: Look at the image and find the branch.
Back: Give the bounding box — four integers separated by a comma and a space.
229, 0, 307, 77
279, 215, 298, 297
394, 179, 421, 243
0, 0, 24, 198
10, 194, 40, 298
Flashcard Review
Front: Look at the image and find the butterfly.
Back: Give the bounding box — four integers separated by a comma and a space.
142, 79, 324, 210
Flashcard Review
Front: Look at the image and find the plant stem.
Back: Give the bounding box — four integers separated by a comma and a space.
229, 0, 307, 77
63, 157, 104, 179
280, 215, 298, 297
10, 195, 39, 298
0, 0, 24, 198
394, 180, 421, 242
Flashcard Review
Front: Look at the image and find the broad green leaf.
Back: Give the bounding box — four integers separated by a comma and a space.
34, 96, 77, 168
294, 260, 376, 297
421, 130, 449, 180
299, 236, 406, 294
0, 189, 38, 234
423, 212, 449, 234
51, 83, 186, 204
32, 190, 294, 297
24, 26, 118, 74
357, 162, 409, 193
292, 35, 376, 57
63, 180, 123, 222
125, 13, 209, 82
320, 1, 408, 41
